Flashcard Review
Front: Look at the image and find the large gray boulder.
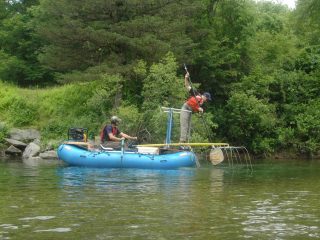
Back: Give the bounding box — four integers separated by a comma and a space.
9, 128, 40, 142
4, 138, 28, 150
22, 142, 41, 159
5, 145, 22, 155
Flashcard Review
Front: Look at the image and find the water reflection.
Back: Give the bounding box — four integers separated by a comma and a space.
23, 157, 60, 167
241, 191, 320, 239
1, 159, 320, 239
57, 166, 197, 194
209, 168, 224, 193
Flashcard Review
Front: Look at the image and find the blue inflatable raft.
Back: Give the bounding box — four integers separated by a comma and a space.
58, 108, 200, 169
57, 143, 198, 169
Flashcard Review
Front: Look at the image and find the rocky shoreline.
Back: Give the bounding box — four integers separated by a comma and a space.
1, 128, 58, 162
1, 127, 319, 162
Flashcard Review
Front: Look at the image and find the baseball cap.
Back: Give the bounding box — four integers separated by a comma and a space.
203, 92, 212, 101
111, 116, 121, 124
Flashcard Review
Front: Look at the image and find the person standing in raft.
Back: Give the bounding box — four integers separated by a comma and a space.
180, 72, 212, 143
100, 116, 137, 149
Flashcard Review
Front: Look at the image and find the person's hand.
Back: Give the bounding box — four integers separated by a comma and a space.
185, 72, 189, 79
198, 107, 203, 113
133, 137, 138, 140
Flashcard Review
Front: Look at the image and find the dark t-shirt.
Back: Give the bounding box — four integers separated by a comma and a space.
102, 125, 121, 142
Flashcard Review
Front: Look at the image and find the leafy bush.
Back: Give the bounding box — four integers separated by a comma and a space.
115, 105, 141, 137
223, 92, 277, 153
41, 120, 69, 142
86, 74, 123, 119
7, 97, 38, 127
142, 52, 185, 110
0, 122, 8, 144
0, 51, 28, 85
141, 109, 168, 144
294, 100, 320, 154
190, 112, 218, 143
38, 82, 96, 125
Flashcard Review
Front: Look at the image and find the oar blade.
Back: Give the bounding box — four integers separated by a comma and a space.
209, 148, 224, 165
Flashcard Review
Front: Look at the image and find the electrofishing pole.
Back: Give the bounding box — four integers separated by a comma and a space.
183, 64, 214, 142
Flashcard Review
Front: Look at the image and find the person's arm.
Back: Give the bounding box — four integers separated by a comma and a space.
120, 132, 137, 140
184, 73, 203, 113
108, 132, 123, 141
185, 73, 201, 97
184, 73, 192, 91
106, 126, 123, 141
194, 96, 204, 113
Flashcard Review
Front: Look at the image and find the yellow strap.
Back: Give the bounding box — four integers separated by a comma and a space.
64, 141, 89, 145
137, 142, 229, 147
64, 141, 229, 148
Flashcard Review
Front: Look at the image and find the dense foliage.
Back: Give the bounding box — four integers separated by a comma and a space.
0, 0, 319, 156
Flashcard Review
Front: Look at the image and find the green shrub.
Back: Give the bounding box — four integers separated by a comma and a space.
0, 51, 27, 84
41, 120, 70, 142
7, 97, 38, 127
115, 105, 142, 137
86, 74, 123, 118
223, 92, 277, 153
190, 112, 218, 143
144, 109, 168, 143
0, 122, 8, 144
294, 100, 320, 154
142, 52, 185, 110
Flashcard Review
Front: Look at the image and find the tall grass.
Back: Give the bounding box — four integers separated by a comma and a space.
0, 81, 100, 146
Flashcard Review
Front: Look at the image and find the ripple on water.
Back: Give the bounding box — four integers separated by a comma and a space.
19, 216, 56, 221
0, 224, 18, 230
34, 227, 71, 233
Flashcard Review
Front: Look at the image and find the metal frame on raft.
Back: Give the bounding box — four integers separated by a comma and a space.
161, 107, 190, 145
217, 146, 252, 170
137, 107, 252, 169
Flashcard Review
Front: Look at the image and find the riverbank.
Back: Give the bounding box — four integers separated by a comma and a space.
0, 127, 59, 162
1, 126, 319, 163
0, 76, 320, 158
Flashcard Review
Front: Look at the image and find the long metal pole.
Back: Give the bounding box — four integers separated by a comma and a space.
165, 108, 174, 145
183, 64, 214, 142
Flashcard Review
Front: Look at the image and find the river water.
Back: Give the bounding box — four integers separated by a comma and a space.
0, 157, 319, 240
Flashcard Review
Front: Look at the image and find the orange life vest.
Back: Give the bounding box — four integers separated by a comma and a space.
186, 95, 203, 112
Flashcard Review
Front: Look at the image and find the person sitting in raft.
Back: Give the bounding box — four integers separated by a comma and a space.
100, 116, 137, 149
180, 72, 212, 143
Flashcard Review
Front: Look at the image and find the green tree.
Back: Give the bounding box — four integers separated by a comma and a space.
222, 92, 277, 153
142, 52, 185, 110
192, 0, 257, 103
32, 0, 204, 75
294, 100, 320, 154
86, 74, 123, 122
139, 53, 185, 142
0, 0, 53, 86
294, 0, 320, 45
